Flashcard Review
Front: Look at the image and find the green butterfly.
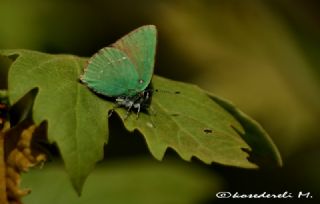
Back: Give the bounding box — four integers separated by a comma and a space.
80, 25, 157, 117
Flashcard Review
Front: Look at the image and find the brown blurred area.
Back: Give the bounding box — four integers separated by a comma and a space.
1, 0, 319, 203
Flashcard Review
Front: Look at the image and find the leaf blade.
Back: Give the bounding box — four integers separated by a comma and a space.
1, 49, 282, 196
1, 49, 111, 194
209, 94, 283, 167
118, 76, 258, 168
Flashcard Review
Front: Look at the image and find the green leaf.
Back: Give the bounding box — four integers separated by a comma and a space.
209, 95, 282, 167
0, 49, 281, 194
22, 158, 221, 204
0, 90, 8, 105
1, 49, 110, 194
117, 76, 256, 168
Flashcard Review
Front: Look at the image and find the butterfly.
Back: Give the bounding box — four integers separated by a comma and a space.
80, 25, 157, 118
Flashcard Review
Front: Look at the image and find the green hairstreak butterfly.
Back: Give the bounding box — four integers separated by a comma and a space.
80, 25, 157, 117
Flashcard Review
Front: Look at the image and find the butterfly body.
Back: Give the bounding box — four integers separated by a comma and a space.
115, 89, 151, 114
80, 25, 157, 117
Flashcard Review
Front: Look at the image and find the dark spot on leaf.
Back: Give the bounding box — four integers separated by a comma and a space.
175, 91, 181, 94
171, 113, 179, 117
203, 128, 213, 134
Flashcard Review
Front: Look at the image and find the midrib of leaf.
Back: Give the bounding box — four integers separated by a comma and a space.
1, 50, 110, 194
42, 56, 78, 131
73, 56, 82, 181
153, 100, 200, 150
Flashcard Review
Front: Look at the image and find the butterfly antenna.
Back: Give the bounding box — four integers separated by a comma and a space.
124, 105, 133, 120
135, 105, 141, 120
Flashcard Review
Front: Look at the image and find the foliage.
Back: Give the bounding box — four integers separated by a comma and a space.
0, 49, 281, 194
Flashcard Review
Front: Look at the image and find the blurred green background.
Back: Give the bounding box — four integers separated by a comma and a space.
1, 0, 320, 203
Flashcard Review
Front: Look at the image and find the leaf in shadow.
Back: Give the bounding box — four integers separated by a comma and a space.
22, 158, 221, 204
209, 94, 282, 168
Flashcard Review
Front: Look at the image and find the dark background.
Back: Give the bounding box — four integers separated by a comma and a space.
1, 0, 319, 203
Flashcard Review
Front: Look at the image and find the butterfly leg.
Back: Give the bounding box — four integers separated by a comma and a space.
124, 105, 133, 120
135, 103, 141, 119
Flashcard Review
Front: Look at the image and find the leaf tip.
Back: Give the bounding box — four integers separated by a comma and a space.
70, 176, 86, 196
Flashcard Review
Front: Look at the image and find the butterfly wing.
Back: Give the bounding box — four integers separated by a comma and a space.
81, 47, 140, 97
112, 25, 157, 91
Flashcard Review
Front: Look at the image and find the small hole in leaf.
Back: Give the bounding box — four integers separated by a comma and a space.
203, 128, 213, 134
